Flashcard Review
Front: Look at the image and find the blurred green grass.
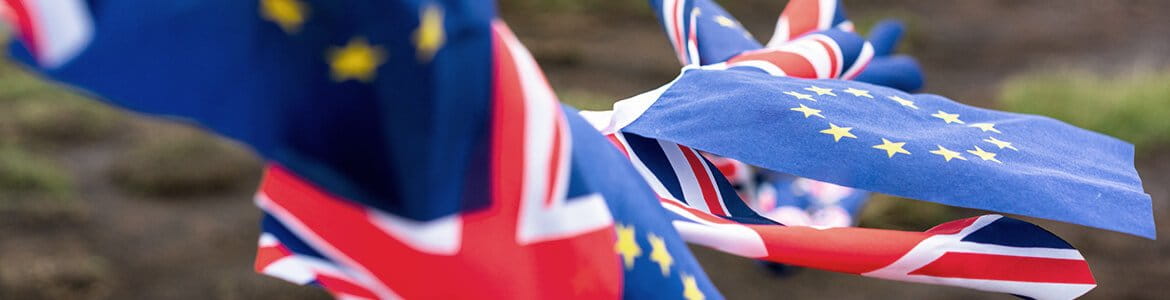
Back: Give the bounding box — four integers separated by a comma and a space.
0, 55, 91, 223
500, 0, 649, 16
0, 146, 71, 198
0, 45, 259, 198
858, 194, 961, 231
0, 251, 112, 300
559, 89, 618, 111
108, 123, 260, 197
849, 9, 926, 56
998, 67, 1170, 153
0, 58, 124, 146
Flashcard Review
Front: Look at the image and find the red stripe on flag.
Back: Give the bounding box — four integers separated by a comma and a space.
254, 244, 293, 272
909, 252, 1096, 284
924, 216, 980, 235
315, 273, 381, 300
727, 50, 818, 78
659, 197, 736, 225
813, 38, 840, 77
605, 134, 631, 157
751, 225, 930, 274
670, 0, 685, 63
678, 145, 726, 216
261, 166, 439, 297
782, 0, 820, 39
3, 0, 40, 55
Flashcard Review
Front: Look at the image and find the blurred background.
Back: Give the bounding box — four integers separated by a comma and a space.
1, 1, 1167, 299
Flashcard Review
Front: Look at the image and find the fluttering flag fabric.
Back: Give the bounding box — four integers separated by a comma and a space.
634, 0, 1152, 238
648, 0, 888, 221
0, 0, 1136, 299
649, 0, 923, 91
603, 65, 1153, 238
4, 0, 726, 298
579, 126, 1099, 299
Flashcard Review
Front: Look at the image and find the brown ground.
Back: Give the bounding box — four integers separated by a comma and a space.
2, 1, 1168, 299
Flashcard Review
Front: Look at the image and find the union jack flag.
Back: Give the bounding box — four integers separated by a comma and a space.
2, 0, 1141, 299
4, 0, 725, 298
250, 21, 723, 299
579, 128, 1097, 298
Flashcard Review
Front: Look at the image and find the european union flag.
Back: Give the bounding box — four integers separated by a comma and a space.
612, 66, 1154, 238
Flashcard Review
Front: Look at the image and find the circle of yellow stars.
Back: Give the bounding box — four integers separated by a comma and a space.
260, 0, 447, 82
776, 85, 1020, 164
614, 223, 703, 300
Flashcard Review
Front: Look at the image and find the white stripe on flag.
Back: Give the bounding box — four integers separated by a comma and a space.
28, 0, 93, 67
659, 139, 712, 213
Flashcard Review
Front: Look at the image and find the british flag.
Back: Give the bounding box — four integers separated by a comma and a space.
2, 0, 1139, 299
650, 0, 922, 89
578, 127, 1097, 298
250, 21, 723, 299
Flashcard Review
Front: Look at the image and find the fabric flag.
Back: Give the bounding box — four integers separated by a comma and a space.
4, 0, 726, 298
649, 0, 923, 91
590, 1, 1103, 297
0, 0, 1123, 298
601, 65, 1153, 238
637, 0, 1151, 238
575, 126, 1098, 299
649, 0, 895, 223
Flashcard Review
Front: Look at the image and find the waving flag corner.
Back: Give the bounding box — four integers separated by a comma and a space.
1, 0, 94, 68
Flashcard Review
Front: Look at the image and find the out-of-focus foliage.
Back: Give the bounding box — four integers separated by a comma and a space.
858, 194, 961, 231
999, 68, 1170, 153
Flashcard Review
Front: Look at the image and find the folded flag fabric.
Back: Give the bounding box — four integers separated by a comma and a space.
647, 0, 894, 226
0, 0, 1133, 299
4, 0, 727, 298
603, 65, 1153, 238
639, 0, 1151, 238
649, 0, 924, 91
577, 128, 1097, 299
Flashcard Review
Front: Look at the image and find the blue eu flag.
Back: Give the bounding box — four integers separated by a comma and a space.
615, 66, 1153, 238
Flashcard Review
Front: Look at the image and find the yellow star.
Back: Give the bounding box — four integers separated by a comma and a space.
843, 87, 873, 98
887, 95, 919, 109
929, 145, 967, 162
647, 233, 674, 276
968, 123, 1002, 134
714, 15, 737, 28
682, 274, 705, 300
930, 110, 965, 124
873, 138, 911, 158
983, 136, 1019, 151
414, 4, 446, 62
967, 146, 1002, 163
783, 91, 816, 101
614, 224, 642, 269
790, 104, 825, 118
804, 85, 836, 96
327, 37, 387, 82
819, 123, 857, 142
260, 0, 308, 33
